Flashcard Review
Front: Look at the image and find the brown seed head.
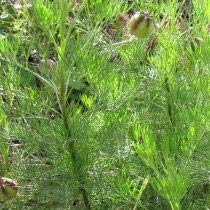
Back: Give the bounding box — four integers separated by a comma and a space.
131, 12, 153, 31
128, 12, 154, 38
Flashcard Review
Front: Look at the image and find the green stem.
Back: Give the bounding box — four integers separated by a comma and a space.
69, 140, 91, 209
169, 200, 180, 210
59, 75, 91, 209
164, 76, 174, 125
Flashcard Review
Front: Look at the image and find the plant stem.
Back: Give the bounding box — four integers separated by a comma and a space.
133, 175, 150, 210
59, 72, 91, 209
69, 140, 91, 209
169, 200, 180, 210
164, 76, 174, 125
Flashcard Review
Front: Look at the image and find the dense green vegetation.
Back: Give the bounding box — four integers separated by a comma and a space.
0, 0, 209, 209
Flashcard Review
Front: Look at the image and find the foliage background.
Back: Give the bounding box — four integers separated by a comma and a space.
0, 0, 209, 209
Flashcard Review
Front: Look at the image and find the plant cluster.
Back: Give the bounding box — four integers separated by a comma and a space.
0, 0, 209, 209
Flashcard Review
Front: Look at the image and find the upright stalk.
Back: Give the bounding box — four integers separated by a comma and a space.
164, 76, 174, 125
169, 200, 180, 210
59, 70, 91, 209
54, 2, 91, 205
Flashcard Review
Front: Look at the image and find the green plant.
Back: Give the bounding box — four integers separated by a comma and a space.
0, 0, 209, 209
